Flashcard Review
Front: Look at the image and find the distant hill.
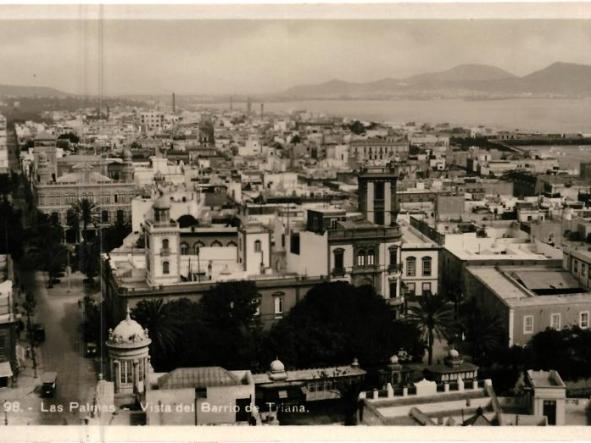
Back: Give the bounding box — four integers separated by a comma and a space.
479, 62, 591, 95
280, 62, 591, 98
0, 84, 69, 98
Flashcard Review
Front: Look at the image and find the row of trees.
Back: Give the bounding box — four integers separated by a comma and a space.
130, 282, 426, 373
126, 280, 514, 374
17, 197, 131, 287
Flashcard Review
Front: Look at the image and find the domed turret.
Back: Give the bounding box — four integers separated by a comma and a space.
444, 347, 464, 368
106, 307, 152, 403
107, 307, 150, 346
268, 358, 287, 381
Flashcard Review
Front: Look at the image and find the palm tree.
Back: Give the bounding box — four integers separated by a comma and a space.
71, 198, 97, 241
66, 208, 80, 243
131, 299, 184, 370
406, 292, 455, 365
458, 298, 506, 365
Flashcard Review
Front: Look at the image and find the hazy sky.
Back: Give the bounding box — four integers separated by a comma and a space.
1, 19, 591, 96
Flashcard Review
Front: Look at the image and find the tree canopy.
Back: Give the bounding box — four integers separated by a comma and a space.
131, 281, 263, 372
264, 282, 423, 368
527, 326, 591, 381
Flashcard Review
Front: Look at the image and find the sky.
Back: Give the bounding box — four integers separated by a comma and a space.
1, 19, 591, 96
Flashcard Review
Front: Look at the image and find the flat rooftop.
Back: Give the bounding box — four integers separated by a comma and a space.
467, 265, 591, 307
446, 239, 562, 261
527, 370, 566, 389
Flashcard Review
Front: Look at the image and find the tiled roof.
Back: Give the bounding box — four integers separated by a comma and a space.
157, 366, 241, 390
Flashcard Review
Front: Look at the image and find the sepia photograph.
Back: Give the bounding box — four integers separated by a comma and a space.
0, 3, 591, 439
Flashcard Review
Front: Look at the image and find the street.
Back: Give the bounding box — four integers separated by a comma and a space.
2, 270, 99, 425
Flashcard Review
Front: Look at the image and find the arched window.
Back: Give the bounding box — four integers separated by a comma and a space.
367, 249, 375, 266
194, 242, 204, 254
180, 242, 189, 255
406, 257, 416, 277
357, 250, 366, 267
211, 240, 222, 247
227, 241, 237, 247
254, 240, 262, 252
333, 248, 345, 274
162, 238, 169, 250
162, 261, 170, 275
422, 257, 432, 277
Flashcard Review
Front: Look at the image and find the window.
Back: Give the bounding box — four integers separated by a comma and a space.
422, 282, 432, 295
333, 248, 344, 274
583, 264, 587, 278
180, 242, 189, 255
162, 238, 169, 250
389, 246, 398, 268
550, 313, 561, 330
116, 210, 124, 224
374, 181, 385, 200
406, 282, 416, 295
374, 211, 384, 225
290, 233, 300, 255
194, 242, 204, 254
274, 294, 284, 317
227, 241, 237, 247
523, 315, 534, 334
357, 250, 366, 266
367, 249, 375, 266
580, 311, 589, 329
574, 260, 579, 274
422, 257, 432, 277
162, 261, 170, 275
254, 240, 261, 252
101, 210, 109, 223
406, 257, 416, 277
211, 240, 222, 247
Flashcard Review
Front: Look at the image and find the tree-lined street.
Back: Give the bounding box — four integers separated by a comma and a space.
0, 271, 98, 425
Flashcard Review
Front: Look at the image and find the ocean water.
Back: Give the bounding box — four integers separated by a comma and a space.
208, 98, 591, 134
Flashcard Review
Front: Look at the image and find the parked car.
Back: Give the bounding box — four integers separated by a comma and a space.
41, 372, 57, 398
32, 323, 45, 343
84, 342, 97, 358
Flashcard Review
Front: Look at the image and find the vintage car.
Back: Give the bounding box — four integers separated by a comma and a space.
41, 372, 57, 398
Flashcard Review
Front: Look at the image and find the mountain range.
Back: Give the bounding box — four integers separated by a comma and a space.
0, 84, 69, 98
280, 62, 591, 99
0, 62, 590, 99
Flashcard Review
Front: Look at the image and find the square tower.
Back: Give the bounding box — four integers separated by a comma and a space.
358, 163, 400, 226
145, 196, 181, 287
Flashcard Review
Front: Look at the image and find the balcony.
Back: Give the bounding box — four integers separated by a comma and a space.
351, 264, 380, 275
388, 263, 403, 277
331, 267, 346, 278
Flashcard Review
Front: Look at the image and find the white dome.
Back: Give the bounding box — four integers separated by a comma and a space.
390, 355, 399, 364
270, 359, 285, 373
449, 348, 460, 358
108, 309, 150, 345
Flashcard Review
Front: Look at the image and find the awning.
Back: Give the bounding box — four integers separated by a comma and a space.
0, 361, 13, 378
